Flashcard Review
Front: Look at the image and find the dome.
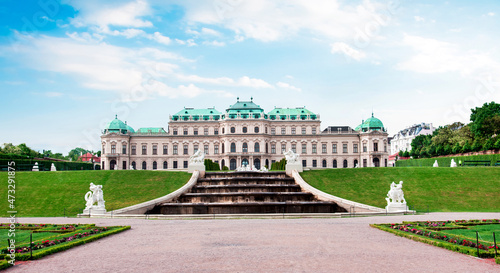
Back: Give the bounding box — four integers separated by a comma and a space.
104, 115, 131, 134
356, 113, 385, 132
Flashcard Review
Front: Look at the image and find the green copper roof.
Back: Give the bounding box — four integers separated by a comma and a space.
172, 107, 222, 121
104, 115, 132, 134
136, 127, 167, 134
226, 98, 265, 119
356, 113, 385, 132
268, 107, 317, 121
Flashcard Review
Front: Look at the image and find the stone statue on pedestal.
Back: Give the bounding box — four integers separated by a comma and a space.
188, 150, 206, 174
385, 181, 408, 212
83, 182, 106, 215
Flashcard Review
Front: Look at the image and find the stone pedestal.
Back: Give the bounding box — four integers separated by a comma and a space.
385, 202, 408, 212
285, 163, 303, 176
32, 162, 39, 172
188, 164, 205, 177
83, 206, 107, 215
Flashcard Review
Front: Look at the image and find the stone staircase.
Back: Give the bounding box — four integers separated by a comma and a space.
147, 171, 347, 214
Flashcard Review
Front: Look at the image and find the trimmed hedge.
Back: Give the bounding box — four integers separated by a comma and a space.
271, 158, 286, 170
396, 153, 500, 167
0, 158, 96, 171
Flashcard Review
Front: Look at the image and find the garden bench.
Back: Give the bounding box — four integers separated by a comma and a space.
494, 161, 500, 166
462, 160, 490, 166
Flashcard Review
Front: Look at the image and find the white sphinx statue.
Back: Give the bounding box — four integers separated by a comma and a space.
83, 182, 106, 215
450, 159, 457, 168
50, 163, 57, 171
385, 181, 408, 212
188, 150, 206, 173
433, 160, 439, 167
284, 149, 303, 174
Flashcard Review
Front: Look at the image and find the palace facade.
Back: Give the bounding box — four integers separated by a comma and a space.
101, 98, 389, 171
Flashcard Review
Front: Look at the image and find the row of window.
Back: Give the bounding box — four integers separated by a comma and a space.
106, 141, 387, 156
111, 157, 388, 170
170, 126, 319, 136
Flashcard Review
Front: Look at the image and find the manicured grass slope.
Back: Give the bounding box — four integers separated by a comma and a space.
300, 167, 500, 212
0, 170, 191, 217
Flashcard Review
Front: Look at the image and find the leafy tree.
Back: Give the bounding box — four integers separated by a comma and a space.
1, 143, 21, 154
402, 150, 410, 158
452, 142, 462, 154
435, 145, 444, 156
68, 148, 92, 161
482, 138, 494, 151
462, 141, 471, 153
494, 138, 500, 149
471, 139, 483, 152
444, 144, 452, 155
398, 150, 404, 157
470, 101, 500, 137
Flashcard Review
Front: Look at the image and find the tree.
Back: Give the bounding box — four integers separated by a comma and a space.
462, 141, 471, 153
68, 148, 92, 161
402, 150, 410, 158
494, 138, 500, 149
452, 142, 462, 154
398, 150, 404, 157
482, 138, 494, 151
444, 144, 452, 155
471, 139, 482, 152
470, 101, 500, 137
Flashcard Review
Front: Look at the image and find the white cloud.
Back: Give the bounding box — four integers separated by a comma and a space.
487, 12, 495, 16
175, 74, 273, 88
151, 32, 171, 45
179, 0, 389, 42
68, 0, 153, 30
330, 42, 366, 61
201, 27, 221, 36
414, 16, 425, 22
44, 92, 64, 97
202, 40, 225, 46
397, 34, 500, 76
276, 81, 301, 92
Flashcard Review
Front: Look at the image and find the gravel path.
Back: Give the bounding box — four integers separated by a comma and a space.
3, 212, 500, 272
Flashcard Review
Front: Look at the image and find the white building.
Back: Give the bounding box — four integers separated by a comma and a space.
390, 123, 435, 154
101, 98, 390, 171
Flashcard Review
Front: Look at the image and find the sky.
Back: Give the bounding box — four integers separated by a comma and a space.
1, 0, 500, 154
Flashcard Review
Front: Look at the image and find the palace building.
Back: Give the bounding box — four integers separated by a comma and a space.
100, 98, 389, 171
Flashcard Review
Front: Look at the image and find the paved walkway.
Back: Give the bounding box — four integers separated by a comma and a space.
3, 212, 500, 272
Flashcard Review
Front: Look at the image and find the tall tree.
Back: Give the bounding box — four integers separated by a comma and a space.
470, 101, 500, 137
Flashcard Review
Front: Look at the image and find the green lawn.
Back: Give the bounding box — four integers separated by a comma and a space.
442, 224, 500, 243
300, 167, 500, 212
0, 170, 191, 217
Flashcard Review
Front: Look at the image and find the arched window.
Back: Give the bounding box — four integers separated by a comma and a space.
332, 160, 337, 168
163, 161, 168, 169
153, 161, 157, 170
222, 143, 225, 154
242, 143, 248, 153
265, 159, 269, 168
242, 158, 249, 166
254, 127, 259, 133
322, 159, 327, 168
254, 158, 261, 169
230, 127, 235, 133
222, 127, 225, 134
230, 159, 237, 170
266, 143, 268, 153
354, 159, 358, 168
373, 157, 380, 167
221, 159, 225, 168
142, 161, 147, 170
230, 143, 236, 153
131, 161, 136, 170
242, 127, 247, 133
254, 142, 260, 152
343, 160, 348, 168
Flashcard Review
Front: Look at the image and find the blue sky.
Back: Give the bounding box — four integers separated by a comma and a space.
1, 0, 500, 154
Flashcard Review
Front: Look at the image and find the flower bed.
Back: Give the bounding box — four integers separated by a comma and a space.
372, 219, 500, 259
0, 223, 130, 269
